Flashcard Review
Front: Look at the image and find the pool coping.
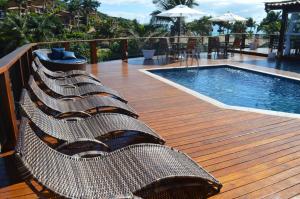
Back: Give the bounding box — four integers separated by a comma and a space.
140, 64, 300, 119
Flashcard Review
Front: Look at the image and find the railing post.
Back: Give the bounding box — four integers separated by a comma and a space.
278, 10, 288, 57
18, 59, 25, 87
0, 71, 18, 151
241, 34, 246, 49
89, 41, 97, 64
225, 34, 230, 57
207, 37, 213, 58
122, 39, 128, 62
63, 42, 70, 51
269, 35, 274, 52
21, 52, 31, 84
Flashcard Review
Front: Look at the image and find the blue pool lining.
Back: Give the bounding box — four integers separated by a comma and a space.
140, 64, 300, 119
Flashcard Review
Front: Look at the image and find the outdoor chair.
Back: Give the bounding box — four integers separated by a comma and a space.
26, 77, 138, 118
179, 38, 200, 66
32, 59, 102, 86
34, 57, 100, 81
34, 66, 127, 103
291, 40, 300, 55
229, 38, 242, 56
157, 38, 177, 64
20, 94, 164, 155
208, 37, 227, 58
16, 119, 222, 199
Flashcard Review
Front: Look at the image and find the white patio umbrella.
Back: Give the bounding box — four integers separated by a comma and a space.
157, 5, 205, 36
209, 12, 247, 23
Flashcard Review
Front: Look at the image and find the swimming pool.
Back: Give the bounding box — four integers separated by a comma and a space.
144, 65, 300, 117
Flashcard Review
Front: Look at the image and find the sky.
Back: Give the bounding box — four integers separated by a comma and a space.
98, 0, 283, 24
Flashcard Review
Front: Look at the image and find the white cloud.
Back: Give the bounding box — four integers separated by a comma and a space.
99, 0, 151, 6
101, 10, 151, 24
100, 0, 284, 24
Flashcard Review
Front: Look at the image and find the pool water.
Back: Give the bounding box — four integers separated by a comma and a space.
150, 65, 300, 114
239, 60, 300, 74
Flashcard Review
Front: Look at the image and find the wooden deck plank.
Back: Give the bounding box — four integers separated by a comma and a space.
1, 54, 300, 198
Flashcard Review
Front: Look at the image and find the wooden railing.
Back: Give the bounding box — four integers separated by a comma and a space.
0, 43, 36, 151
0, 33, 278, 152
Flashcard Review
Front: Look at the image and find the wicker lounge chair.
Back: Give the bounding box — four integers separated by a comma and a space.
26, 78, 138, 118
16, 119, 222, 199
34, 57, 100, 81
33, 58, 102, 86
20, 94, 165, 154
33, 68, 127, 103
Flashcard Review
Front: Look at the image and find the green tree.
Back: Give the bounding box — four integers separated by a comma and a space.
231, 21, 247, 33
28, 13, 64, 42
213, 21, 231, 34
258, 11, 281, 34
0, 0, 9, 10
67, 0, 82, 27
246, 17, 257, 33
81, 0, 100, 26
151, 0, 199, 36
0, 13, 31, 55
187, 16, 212, 36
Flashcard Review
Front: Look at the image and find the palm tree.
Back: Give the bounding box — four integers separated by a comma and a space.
81, 0, 100, 26
187, 16, 212, 36
151, 0, 198, 36
28, 13, 64, 42
246, 17, 257, 34
0, 13, 30, 54
257, 11, 281, 34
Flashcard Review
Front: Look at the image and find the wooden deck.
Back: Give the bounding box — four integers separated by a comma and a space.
1, 54, 300, 198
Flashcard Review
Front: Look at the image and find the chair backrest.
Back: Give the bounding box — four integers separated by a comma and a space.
232, 38, 241, 48
159, 38, 170, 51
34, 57, 53, 75
27, 76, 56, 110
186, 38, 197, 50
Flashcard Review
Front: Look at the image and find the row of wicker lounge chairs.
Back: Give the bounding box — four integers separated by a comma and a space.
15, 53, 222, 198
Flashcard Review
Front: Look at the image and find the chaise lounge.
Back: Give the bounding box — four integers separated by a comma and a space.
20, 94, 165, 154
16, 120, 222, 199
25, 77, 138, 118
34, 57, 100, 80
32, 59, 102, 86
34, 67, 127, 103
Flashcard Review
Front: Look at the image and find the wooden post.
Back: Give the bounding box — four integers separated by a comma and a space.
63, 42, 70, 51
0, 71, 18, 151
90, 41, 97, 64
21, 53, 31, 84
18, 59, 25, 87
278, 9, 288, 57
122, 39, 128, 62
225, 34, 230, 57
208, 37, 213, 58
269, 35, 274, 52
241, 34, 246, 50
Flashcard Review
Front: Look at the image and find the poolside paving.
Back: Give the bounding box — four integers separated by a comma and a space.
1, 54, 300, 198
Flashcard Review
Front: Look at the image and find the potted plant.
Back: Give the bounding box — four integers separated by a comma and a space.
141, 38, 156, 59
129, 23, 166, 60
